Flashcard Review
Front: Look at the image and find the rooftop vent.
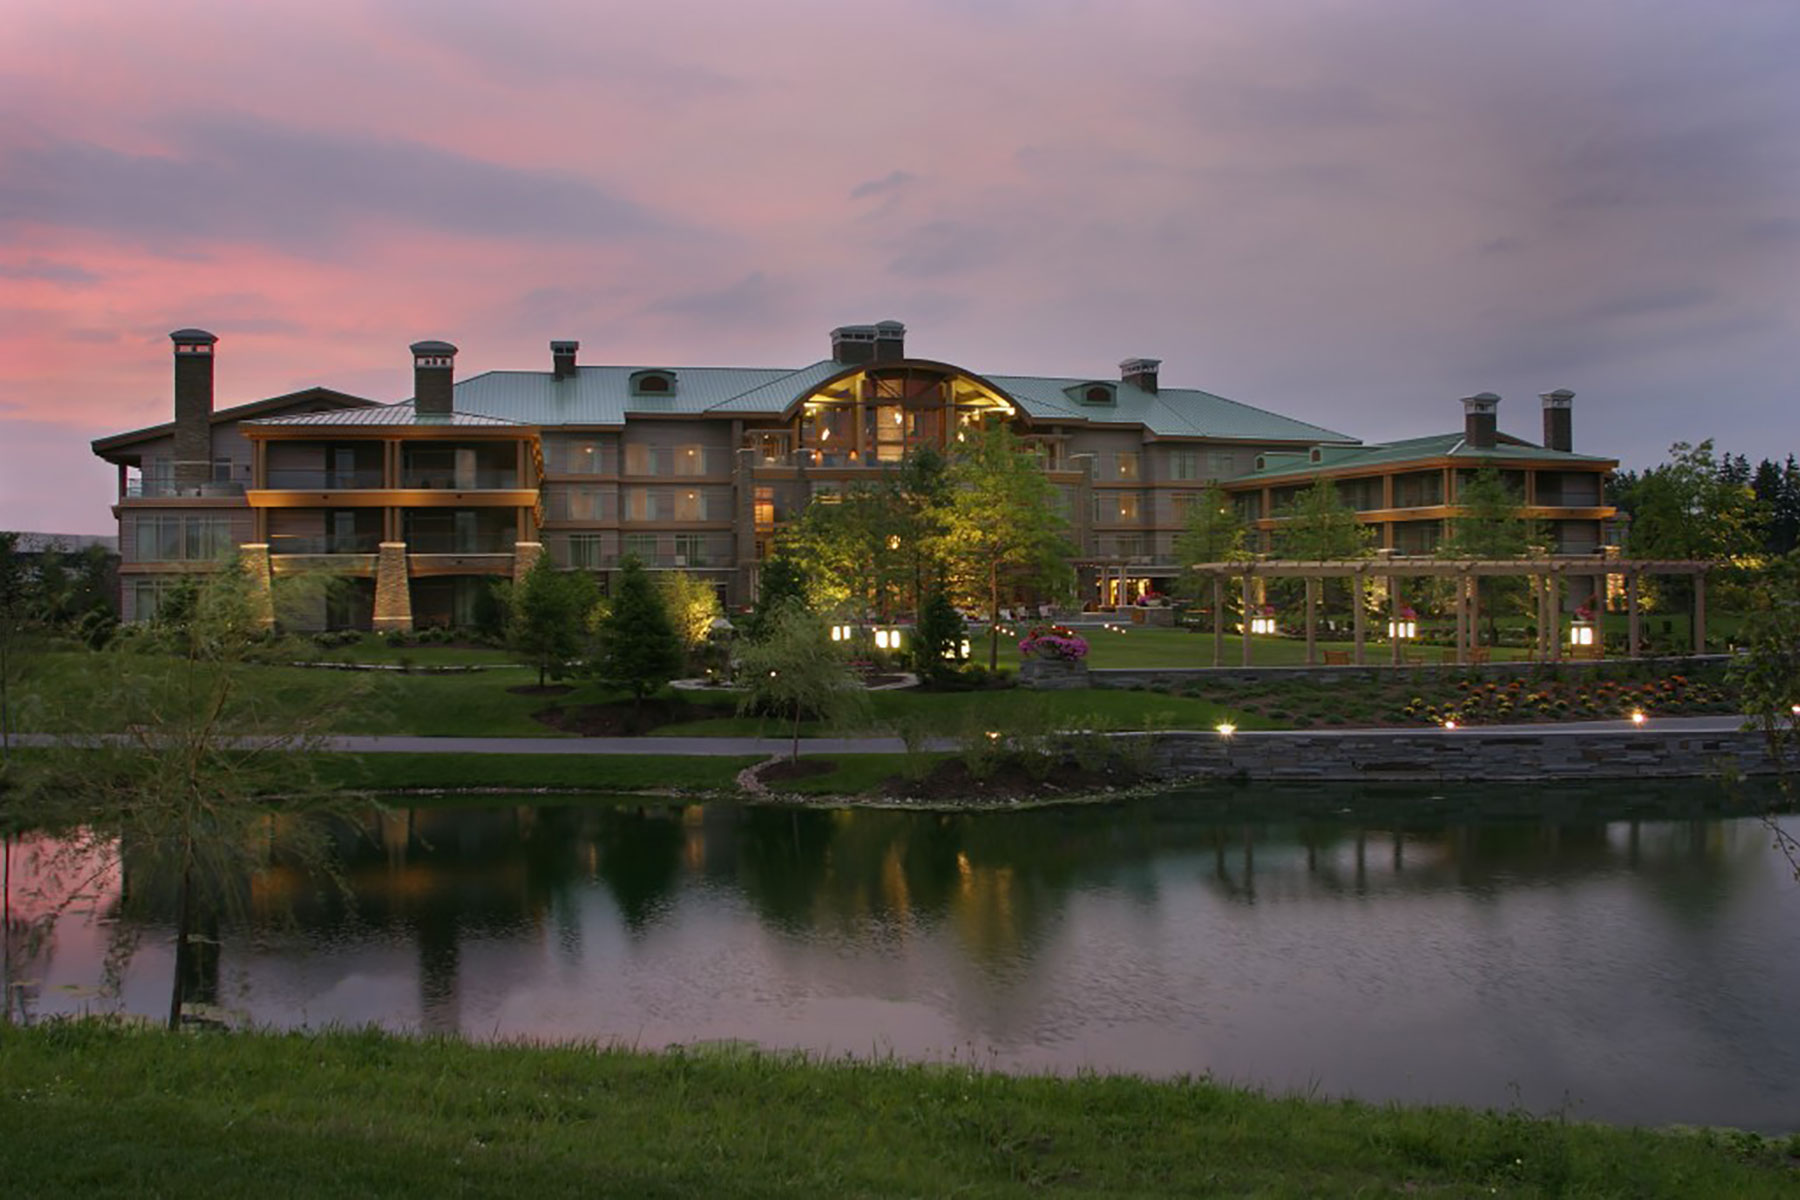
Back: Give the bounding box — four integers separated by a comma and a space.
1120, 357, 1161, 394
551, 340, 579, 381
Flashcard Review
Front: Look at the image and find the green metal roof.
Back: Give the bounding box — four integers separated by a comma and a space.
414, 358, 1357, 442
249, 402, 523, 428
1234, 432, 1616, 483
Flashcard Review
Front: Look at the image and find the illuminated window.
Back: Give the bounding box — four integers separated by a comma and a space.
754, 486, 776, 528
1116, 452, 1139, 481
1117, 493, 1141, 522
674, 445, 708, 476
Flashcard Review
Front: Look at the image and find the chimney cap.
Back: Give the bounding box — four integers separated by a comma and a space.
873, 319, 905, 334
170, 328, 218, 345
550, 340, 579, 353
410, 339, 458, 356
831, 324, 877, 341
1461, 391, 1500, 410
1540, 387, 1575, 405
1120, 357, 1162, 375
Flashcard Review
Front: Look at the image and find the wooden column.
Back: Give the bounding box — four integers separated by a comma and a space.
1304, 576, 1318, 665
1693, 571, 1706, 655
1241, 572, 1254, 667
1627, 571, 1641, 658
1211, 574, 1224, 668
1454, 573, 1467, 665
1469, 572, 1481, 659
1389, 576, 1402, 666
1352, 572, 1366, 665
1547, 571, 1561, 663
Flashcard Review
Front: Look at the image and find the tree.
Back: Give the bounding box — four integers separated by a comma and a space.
655, 570, 723, 663
734, 599, 869, 763
1172, 484, 1250, 611
746, 551, 810, 640
938, 426, 1075, 669
19, 558, 365, 1029
593, 556, 683, 711
1274, 478, 1374, 561
910, 581, 968, 681
1726, 550, 1800, 876
506, 555, 599, 688
1272, 479, 1373, 633
1438, 467, 1536, 645
1752, 455, 1800, 556
785, 484, 901, 617
1626, 441, 1762, 562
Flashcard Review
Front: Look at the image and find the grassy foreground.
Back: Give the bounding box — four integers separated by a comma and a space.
1, 1023, 1791, 1199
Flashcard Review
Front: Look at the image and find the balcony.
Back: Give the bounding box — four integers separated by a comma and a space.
264, 468, 387, 490
406, 532, 518, 555
124, 479, 246, 499
267, 534, 383, 556
400, 468, 522, 490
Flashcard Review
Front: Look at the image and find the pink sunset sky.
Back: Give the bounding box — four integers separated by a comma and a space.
3, 0, 1797, 535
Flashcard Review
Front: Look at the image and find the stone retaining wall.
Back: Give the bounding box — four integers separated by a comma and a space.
1093, 655, 1733, 690
1141, 727, 1779, 783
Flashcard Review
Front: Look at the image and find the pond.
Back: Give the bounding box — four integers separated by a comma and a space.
7, 783, 1799, 1132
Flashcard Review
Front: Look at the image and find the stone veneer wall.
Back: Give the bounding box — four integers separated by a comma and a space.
1140, 727, 1779, 783
372, 542, 412, 632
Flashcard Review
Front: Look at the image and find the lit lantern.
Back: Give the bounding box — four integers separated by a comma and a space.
874, 628, 903, 651
1570, 620, 1596, 648
829, 624, 853, 642
1249, 607, 1278, 635
1387, 619, 1417, 639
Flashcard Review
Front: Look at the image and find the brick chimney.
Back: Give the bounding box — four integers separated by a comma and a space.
1540, 388, 1574, 452
1461, 392, 1499, 450
411, 340, 458, 417
830, 324, 877, 365
170, 328, 218, 488
1120, 358, 1161, 394
551, 340, 579, 380
873, 320, 906, 362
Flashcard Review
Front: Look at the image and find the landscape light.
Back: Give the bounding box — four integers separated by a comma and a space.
1250, 613, 1277, 635
1442, 719, 1457, 730
1631, 709, 1647, 726
1215, 722, 1236, 737
1387, 619, 1417, 639
1570, 621, 1596, 647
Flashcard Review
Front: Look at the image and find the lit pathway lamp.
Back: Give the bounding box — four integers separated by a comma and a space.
1387, 606, 1418, 642
1570, 616, 1597, 653
1249, 605, 1278, 636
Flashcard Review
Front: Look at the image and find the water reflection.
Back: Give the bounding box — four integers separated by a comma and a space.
11, 783, 1800, 1131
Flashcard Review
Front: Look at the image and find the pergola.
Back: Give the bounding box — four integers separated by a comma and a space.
1187, 555, 1716, 668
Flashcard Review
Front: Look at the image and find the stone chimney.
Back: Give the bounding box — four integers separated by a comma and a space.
830, 324, 878, 365
1461, 392, 1499, 450
551, 340, 579, 381
872, 320, 906, 362
1540, 388, 1574, 452
411, 340, 458, 417
170, 328, 218, 487
1121, 358, 1161, 394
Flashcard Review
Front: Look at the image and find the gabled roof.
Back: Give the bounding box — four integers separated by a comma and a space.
92, 386, 377, 459
435, 364, 838, 426
989, 375, 1357, 444
248, 402, 524, 428
1233, 432, 1616, 483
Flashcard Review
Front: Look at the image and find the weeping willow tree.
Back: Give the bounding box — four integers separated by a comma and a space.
18, 560, 371, 1029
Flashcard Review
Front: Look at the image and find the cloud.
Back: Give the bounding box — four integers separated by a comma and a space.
0, 258, 100, 284
645, 272, 792, 322
0, 116, 660, 252
886, 221, 1011, 279
850, 170, 917, 200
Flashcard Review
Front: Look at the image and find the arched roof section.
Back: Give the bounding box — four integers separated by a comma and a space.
771, 357, 1021, 422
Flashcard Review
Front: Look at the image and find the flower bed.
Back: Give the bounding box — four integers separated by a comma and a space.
1018, 625, 1089, 662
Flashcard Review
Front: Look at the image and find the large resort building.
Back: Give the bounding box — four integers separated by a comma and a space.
93, 323, 1617, 629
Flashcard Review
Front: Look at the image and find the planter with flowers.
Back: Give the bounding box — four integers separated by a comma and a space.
1018, 625, 1091, 690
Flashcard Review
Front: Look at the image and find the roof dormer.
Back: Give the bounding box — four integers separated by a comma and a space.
630, 369, 677, 397
1068, 381, 1117, 407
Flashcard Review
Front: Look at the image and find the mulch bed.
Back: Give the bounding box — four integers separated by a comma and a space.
533, 697, 719, 736
879, 757, 1143, 802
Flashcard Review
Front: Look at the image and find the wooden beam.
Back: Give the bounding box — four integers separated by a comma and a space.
1211, 574, 1224, 668
1304, 577, 1318, 666
1241, 573, 1253, 667
1352, 574, 1366, 665
1627, 571, 1641, 658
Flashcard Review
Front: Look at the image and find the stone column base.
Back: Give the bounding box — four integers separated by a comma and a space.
513, 540, 544, 582
238, 543, 276, 629
373, 541, 412, 632
1020, 658, 1091, 690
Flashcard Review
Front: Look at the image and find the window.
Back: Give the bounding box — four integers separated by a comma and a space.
754, 486, 776, 528
1209, 452, 1237, 476
1115, 452, 1139, 481
133, 515, 234, 561
1079, 383, 1115, 406
1113, 534, 1145, 559
631, 370, 676, 395
1117, 492, 1142, 522
1169, 450, 1201, 481
624, 444, 658, 475
565, 441, 604, 475
1173, 490, 1201, 519
674, 489, 704, 522
623, 534, 658, 563
566, 534, 605, 569
673, 534, 707, 567
566, 487, 604, 521
132, 578, 186, 622
673, 445, 709, 476
625, 488, 659, 521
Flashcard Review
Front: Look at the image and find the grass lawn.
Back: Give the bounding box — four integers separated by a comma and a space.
300, 633, 519, 667
2, 1023, 1792, 1199
1078, 626, 1551, 668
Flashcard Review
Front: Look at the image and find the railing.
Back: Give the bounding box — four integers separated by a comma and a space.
406, 533, 518, 554
125, 479, 246, 498
400, 469, 521, 490
263, 468, 387, 490
267, 535, 382, 555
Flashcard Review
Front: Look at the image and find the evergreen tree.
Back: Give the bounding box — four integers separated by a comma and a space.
1626, 441, 1761, 561
594, 556, 683, 709
746, 551, 810, 640
506, 554, 598, 688
1752, 455, 1800, 556
910, 581, 967, 681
